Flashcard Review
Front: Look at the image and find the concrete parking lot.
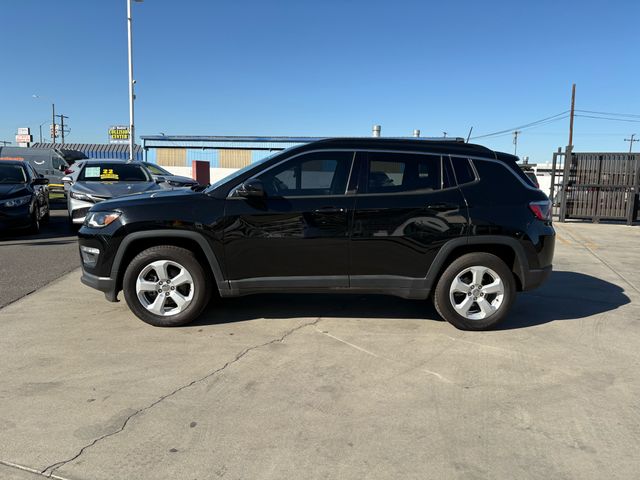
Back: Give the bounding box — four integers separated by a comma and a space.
0, 199, 79, 308
0, 222, 639, 480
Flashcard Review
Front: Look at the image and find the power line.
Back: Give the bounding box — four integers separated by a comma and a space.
471, 111, 569, 140
574, 114, 640, 123
576, 109, 640, 119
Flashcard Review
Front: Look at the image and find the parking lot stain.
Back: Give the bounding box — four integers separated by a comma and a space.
190, 421, 197, 428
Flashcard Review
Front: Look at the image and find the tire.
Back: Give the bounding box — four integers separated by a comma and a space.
433, 252, 516, 331
123, 245, 211, 327
27, 210, 40, 235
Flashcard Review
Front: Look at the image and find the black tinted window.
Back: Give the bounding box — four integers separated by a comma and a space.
0, 164, 27, 184
257, 151, 353, 197
78, 163, 151, 182
365, 152, 441, 194
52, 157, 67, 170
451, 157, 476, 185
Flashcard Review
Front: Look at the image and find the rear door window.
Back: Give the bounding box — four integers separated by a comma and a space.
363, 152, 442, 194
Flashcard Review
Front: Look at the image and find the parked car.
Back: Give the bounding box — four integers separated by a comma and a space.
140, 162, 199, 189
0, 146, 79, 193
0, 160, 50, 234
77, 138, 555, 331
65, 160, 162, 225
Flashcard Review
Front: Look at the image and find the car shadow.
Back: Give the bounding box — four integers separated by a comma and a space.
497, 270, 631, 330
192, 271, 630, 330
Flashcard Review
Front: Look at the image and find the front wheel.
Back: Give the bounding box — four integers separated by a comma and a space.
433, 252, 516, 331
123, 246, 211, 327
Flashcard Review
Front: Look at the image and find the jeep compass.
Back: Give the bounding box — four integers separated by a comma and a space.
77, 138, 555, 330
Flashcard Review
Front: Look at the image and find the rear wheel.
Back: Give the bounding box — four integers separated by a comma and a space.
434, 252, 516, 330
123, 245, 211, 327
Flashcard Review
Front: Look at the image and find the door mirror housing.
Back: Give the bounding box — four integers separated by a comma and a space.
58, 164, 67, 172
155, 176, 166, 184
236, 179, 265, 198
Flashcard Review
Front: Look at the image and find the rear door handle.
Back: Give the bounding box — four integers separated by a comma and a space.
313, 207, 346, 214
426, 202, 458, 211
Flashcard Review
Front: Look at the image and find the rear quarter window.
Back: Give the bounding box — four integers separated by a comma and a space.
450, 157, 477, 185
471, 159, 530, 202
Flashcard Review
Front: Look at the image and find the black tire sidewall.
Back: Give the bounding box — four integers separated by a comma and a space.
434, 253, 516, 331
123, 246, 210, 327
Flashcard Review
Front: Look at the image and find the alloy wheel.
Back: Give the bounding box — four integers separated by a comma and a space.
449, 265, 505, 320
136, 260, 194, 316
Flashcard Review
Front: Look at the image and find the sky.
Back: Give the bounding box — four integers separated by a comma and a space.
1, 0, 640, 163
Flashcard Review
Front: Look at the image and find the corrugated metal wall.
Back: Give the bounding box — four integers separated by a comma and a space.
156, 148, 187, 166
187, 148, 219, 167
218, 149, 252, 168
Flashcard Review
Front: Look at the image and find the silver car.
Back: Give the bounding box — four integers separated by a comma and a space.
65, 160, 162, 225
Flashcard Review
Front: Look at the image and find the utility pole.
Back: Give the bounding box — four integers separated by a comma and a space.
513, 130, 521, 156
624, 133, 639, 153
127, 0, 142, 162
442, 131, 448, 138
52, 103, 56, 145
568, 83, 576, 148
56, 114, 69, 145
0, 140, 11, 146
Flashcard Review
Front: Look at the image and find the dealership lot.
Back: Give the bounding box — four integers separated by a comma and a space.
0, 201, 79, 308
0, 222, 639, 479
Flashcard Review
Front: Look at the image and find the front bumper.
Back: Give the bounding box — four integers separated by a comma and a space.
81, 269, 119, 302
0, 205, 32, 230
69, 197, 94, 224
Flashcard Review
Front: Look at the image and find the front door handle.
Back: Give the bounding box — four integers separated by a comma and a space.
426, 202, 458, 211
313, 207, 346, 214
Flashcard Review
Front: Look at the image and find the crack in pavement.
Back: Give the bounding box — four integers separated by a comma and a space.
40, 317, 322, 478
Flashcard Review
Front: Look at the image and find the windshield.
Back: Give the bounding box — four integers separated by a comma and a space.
0, 164, 27, 184
145, 163, 171, 176
78, 163, 151, 182
205, 149, 289, 192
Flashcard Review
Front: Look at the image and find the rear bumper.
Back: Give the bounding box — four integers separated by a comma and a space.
521, 265, 552, 291
81, 269, 119, 302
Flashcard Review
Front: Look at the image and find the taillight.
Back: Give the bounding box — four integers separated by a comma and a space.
529, 200, 551, 221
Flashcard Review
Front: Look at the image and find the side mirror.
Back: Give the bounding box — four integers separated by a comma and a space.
155, 176, 166, 183
236, 179, 265, 198
58, 164, 67, 172
61, 176, 72, 183
32, 177, 49, 185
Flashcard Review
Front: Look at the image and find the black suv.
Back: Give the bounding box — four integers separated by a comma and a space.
78, 138, 554, 330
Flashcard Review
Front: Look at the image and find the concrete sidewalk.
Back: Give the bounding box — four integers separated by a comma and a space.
1, 222, 639, 479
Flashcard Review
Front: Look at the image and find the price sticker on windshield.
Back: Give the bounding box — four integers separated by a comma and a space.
84, 166, 101, 178
100, 168, 119, 180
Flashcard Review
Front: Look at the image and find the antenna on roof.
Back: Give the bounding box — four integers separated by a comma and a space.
466, 127, 473, 143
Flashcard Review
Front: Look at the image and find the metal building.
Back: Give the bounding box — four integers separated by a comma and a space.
31, 143, 143, 161
140, 136, 325, 169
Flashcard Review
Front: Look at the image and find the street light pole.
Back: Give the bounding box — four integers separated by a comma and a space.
127, 0, 141, 162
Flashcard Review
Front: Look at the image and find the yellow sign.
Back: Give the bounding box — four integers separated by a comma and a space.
108, 125, 130, 144
100, 168, 119, 180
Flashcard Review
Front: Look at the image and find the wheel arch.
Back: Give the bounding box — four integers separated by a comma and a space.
426, 236, 528, 292
110, 230, 227, 296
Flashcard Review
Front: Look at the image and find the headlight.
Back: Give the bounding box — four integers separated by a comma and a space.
1, 195, 32, 208
71, 191, 91, 201
84, 211, 121, 228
